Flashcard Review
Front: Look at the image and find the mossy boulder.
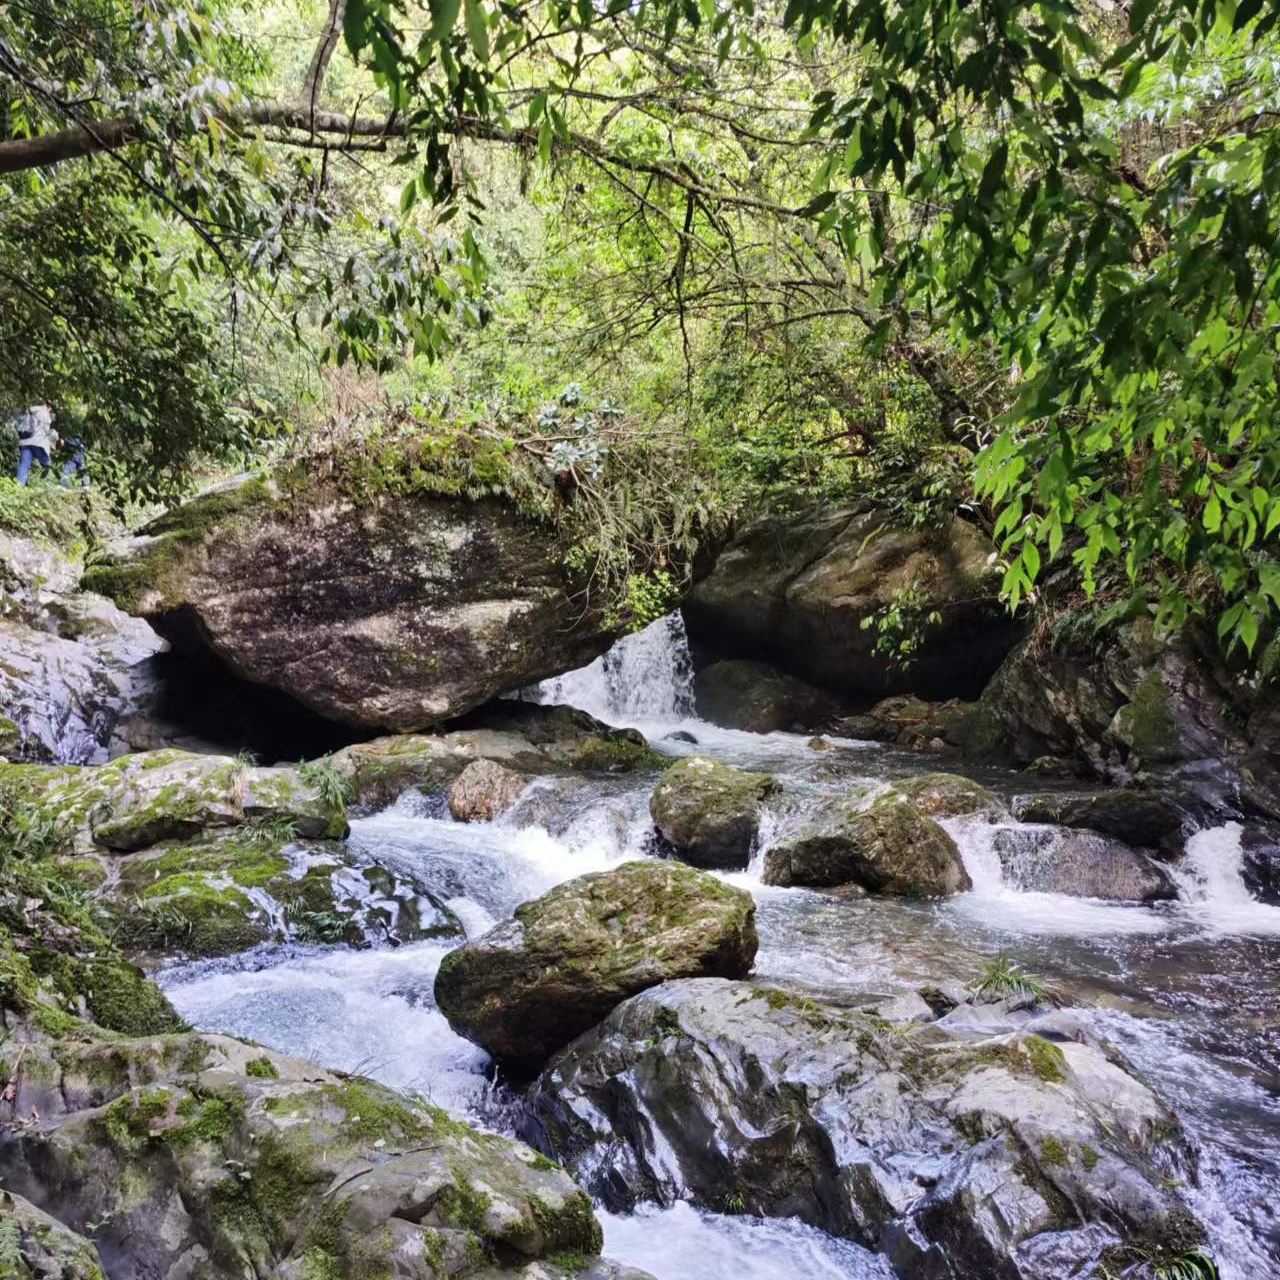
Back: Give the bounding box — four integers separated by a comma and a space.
1012, 789, 1185, 851
0, 749, 348, 855
525, 978, 1203, 1280
0, 1026, 626, 1280
100, 833, 462, 960
763, 791, 971, 896
892, 772, 1004, 820
448, 758, 528, 823
86, 468, 690, 733
434, 861, 758, 1072
0, 1191, 107, 1279
684, 506, 1022, 701
649, 756, 777, 869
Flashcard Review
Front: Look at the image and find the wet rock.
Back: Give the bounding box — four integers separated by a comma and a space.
1011, 789, 1184, 852
99, 833, 462, 960
1239, 825, 1280, 904
326, 706, 660, 809
0, 748, 348, 853
692, 658, 843, 732
0, 1190, 107, 1279
524, 978, 1202, 1280
684, 507, 1021, 701
434, 861, 757, 1072
0, 1026, 617, 1280
666, 729, 698, 744
649, 756, 776, 870
448, 758, 528, 823
892, 772, 1004, 820
991, 827, 1176, 902
966, 613, 1280, 817
763, 792, 971, 897
86, 469, 700, 732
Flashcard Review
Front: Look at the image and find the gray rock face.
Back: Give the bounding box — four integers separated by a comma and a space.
0, 529, 162, 764
684, 507, 1022, 701
434, 861, 758, 1072
524, 979, 1203, 1280
649, 756, 777, 869
0, 1024, 625, 1280
966, 616, 1280, 817
0, 1189, 107, 1278
692, 658, 843, 732
85, 472, 674, 732
448, 757, 528, 822
763, 792, 972, 896
990, 826, 1176, 902
1011, 789, 1185, 851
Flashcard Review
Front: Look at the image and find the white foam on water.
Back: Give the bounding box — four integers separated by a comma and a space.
1170, 822, 1280, 935
940, 818, 1169, 937
600, 1202, 893, 1280
160, 941, 489, 1111
535, 612, 696, 725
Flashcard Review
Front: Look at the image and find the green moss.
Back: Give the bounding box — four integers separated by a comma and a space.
435, 1173, 492, 1232
326, 1081, 432, 1143
528, 1190, 601, 1255
420, 1227, 446, 1275
1113, 670, 1182, 763
1081, 1145, 1100, 1171
1023, 1035, 1067, 1084
1039, 1136, 1069, 1166
171, 1089, 246, 1146
100, 1088, 174, 1151
568, 737, 665, 773
245, 1055, 279, 1079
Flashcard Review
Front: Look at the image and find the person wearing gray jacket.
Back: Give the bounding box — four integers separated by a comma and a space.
14, 404, 57, 485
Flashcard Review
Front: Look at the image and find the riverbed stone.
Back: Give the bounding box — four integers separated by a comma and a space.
692, 658, 842, 732
762, 791, 972, 896
991, 827, 1176, 901
1011, 789, 1184, 851
524, 978, 1202, 1280
0, 1190, 108, 1279
434, 860, 758, 1071
892, 772, 1005, 820
449, 758, 528, 823
0, 1025, 620, 1280
649, 756, 777, 869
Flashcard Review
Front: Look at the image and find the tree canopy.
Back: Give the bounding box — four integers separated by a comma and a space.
4, 0, 1280, 661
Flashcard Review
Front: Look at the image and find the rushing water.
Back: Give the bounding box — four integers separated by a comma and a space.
162, 616, 1280, 1279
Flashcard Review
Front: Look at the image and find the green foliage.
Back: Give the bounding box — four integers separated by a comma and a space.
0, 781, 69, 859
284, 903, 350, 945
971, 955, 1051, 1007
859, 577, 943, 671
297, 761, 353, 811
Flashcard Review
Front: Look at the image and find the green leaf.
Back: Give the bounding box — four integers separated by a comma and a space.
464, 0, 489, 60
428, 0, 462, 40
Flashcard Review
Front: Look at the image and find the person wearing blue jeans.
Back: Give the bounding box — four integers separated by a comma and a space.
13, 404, 56, 485
60, 436, 87, 486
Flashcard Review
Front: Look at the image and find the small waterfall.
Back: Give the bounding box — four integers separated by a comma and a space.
1170, 822, 1280, 934
536, 613, 695, 726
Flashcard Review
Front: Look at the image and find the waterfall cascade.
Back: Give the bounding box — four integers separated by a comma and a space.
535, 613, 695, 725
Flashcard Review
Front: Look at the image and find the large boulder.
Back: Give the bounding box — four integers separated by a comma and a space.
0, 1025, 639, 1280
85, 465, 689, 732
524, 978, 1204, 1280
649, 756, 776, 869
0, 1190, 107, 1279
966, 613, 1280, 817
692, 658, 843, 732
684, 507, 1022, 701
762, 792, 972, 896
434, 861, 758, 1072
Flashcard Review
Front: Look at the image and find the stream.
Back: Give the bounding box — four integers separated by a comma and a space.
158, 615, 1280, 1280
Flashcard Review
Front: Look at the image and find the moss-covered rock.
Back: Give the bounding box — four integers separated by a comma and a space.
87, 467, 696, 733
0, 1190, 108, 1280
891, 772, 1004, 820
0, 749, 348, 855
435, 861, 758, 1072
101, 833, 462, 960
649, 756, 777, 869
762, 791, 971, 896
0, 1027, 622, 1280
1011, 788, 1185, 850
